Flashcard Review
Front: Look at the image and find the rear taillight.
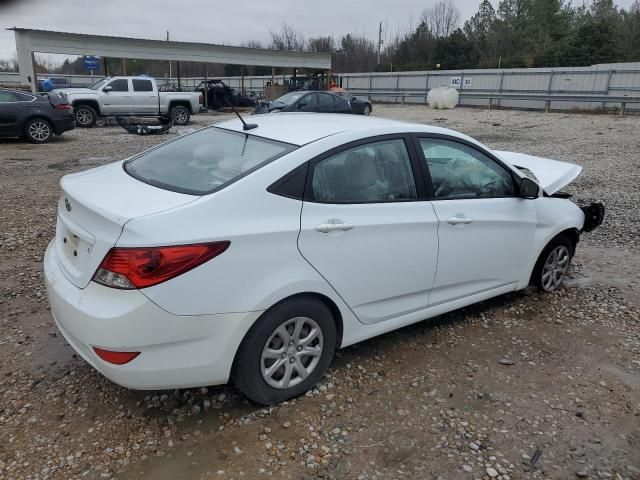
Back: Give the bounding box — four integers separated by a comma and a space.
93, 242, 230, 289
198, 94, 204, 105
55, 103, 72, 110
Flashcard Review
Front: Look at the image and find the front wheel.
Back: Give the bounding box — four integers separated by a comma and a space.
531, 235, 574, 292
170, 105, 190, 125
24, 118, 53, 143
232, 297, 337, 405
363, 104, 371, 116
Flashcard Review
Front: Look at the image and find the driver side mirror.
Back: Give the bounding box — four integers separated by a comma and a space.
102, 85, 113, 93
519, 177, 540, 199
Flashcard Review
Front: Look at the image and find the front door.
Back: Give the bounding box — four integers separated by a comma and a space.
298, 136, 439, 325
415, 136, 537, 305
0, 90, 20, 136
101, 78, 132, 115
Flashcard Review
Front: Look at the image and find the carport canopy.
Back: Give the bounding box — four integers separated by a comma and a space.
10, 28, 333, 91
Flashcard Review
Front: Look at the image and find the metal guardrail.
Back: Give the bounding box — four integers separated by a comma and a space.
348, 89, 640, 115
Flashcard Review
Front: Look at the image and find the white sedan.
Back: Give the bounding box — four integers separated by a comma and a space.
44, 113, 603, 404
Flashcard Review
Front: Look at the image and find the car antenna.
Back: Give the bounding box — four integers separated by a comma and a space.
225, 99, 257, 131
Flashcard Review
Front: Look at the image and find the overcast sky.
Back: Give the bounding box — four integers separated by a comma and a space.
0, 0, 636, 62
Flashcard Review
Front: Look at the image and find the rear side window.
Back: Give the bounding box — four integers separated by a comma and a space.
133, 79, 153, 92
125, 127, 297, 195
311, 139, 417, 203
0, 91, 18, 102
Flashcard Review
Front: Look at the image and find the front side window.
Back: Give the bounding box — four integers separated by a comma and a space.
132, 79, 153, 92
108, 79, 129, 92
420, 138, 514, 199
125, 127, 296, 195
311, 139, 417, 203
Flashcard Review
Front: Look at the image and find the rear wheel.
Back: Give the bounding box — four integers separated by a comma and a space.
232, 297, 337, 405
75, 105, 97, 128
24, 118, 53, 143
363, 104, 371, 116
170, 105, 190, 125
531, 235, 574, 292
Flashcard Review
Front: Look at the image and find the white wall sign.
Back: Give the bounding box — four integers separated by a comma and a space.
450, 77, 472, 89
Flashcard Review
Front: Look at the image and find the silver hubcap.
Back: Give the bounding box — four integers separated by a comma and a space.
76, 108, 93, 125
29, 121, 50, 141
542, 245, 570, 291
261, 317, 323, 389
364, 106, 370, 115
173, 108, 187, 123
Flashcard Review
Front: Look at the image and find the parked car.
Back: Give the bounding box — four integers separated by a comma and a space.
254, 90, 351, 114
0, 87, 75, 143
44, 113, 604, 404
333, 91, 372, 115
55, 76, 203, 127
39, 76, 71, 92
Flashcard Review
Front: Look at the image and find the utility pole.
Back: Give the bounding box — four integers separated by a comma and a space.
167, 31, 172, 79
377, 21, 383, 65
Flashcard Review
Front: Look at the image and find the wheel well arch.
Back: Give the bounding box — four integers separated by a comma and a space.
23, 114, 52, 127
72, 100, 101, 115
168, 100, 192, 113
529, 227, 580, 285
231, 291, 345, 373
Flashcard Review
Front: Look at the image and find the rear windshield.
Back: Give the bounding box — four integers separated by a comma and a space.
124, 127, 297, 195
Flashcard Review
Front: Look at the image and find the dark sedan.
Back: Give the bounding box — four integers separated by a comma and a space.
254, 91, 352, 115
0, 88, 75, 143
332, 91, 373, 116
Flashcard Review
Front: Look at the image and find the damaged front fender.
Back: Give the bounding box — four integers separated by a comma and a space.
580, 202, 605, 232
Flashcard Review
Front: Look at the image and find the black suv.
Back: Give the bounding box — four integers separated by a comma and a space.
0, 88, 75, 143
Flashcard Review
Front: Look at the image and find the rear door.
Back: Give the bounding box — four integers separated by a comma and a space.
0, 90, 21, 136
414, 135, 537, 305
101, 78, 132, 115
316, 93, 336, 113
298, 135, 439, 325
131, 78, 157, 114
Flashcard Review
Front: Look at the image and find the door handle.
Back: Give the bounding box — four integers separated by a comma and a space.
314, 222, 354, 233
447, 215, 473, 225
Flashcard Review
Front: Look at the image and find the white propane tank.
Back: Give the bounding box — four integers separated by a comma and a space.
427, 86, 460, 109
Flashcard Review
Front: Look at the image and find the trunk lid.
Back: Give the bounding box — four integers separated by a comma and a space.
494, 151, 582, 195
55, 161, 197, 288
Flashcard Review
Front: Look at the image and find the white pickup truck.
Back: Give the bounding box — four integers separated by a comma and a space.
56, 76, 203, 127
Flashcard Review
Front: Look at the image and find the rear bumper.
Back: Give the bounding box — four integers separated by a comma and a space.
43, 241, 261, 390
52, 115, 76, 135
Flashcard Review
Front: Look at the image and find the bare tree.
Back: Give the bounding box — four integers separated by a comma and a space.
307, 36, 335, 52
421, 0, 460, 37
270, 23, 305, 51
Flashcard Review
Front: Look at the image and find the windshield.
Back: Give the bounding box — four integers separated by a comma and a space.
124, 127, 297, 195
273, 92, 305, 105
89, 78, 109, 90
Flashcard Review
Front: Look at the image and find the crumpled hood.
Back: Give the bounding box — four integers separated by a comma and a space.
494, 151, 582, 195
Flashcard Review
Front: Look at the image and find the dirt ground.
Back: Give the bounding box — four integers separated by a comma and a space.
0, 106, 639, 480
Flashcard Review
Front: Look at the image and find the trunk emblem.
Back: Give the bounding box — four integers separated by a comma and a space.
65, 198, 72, 212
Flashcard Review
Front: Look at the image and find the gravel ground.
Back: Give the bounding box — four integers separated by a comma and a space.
0, 107, 639, 480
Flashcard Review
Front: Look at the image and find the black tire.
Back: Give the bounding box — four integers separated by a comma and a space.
170, 105, 190, 125
232, 296, 337, 405
531, 234, 574, 292
363, 104, 371, 116
24, 118, 53, 144
74, 105, 97, 128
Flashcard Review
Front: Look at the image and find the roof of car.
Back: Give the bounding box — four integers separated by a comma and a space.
215, 113, 451, 146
